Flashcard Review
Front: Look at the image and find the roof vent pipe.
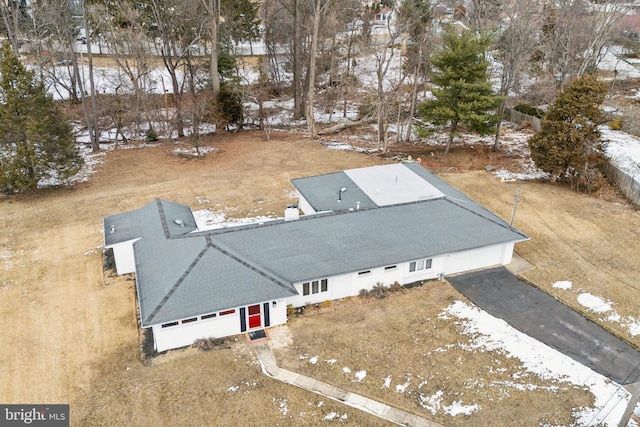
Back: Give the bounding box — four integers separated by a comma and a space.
356, 201, 360, 210
338, 187, 347, 202
110, 224, 115, 234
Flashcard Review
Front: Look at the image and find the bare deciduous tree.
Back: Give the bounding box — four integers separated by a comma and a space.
492, 0, 540, 151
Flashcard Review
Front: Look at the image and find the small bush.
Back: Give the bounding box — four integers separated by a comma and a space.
194, 337, 227, 352
357, 97, 375, 120
370, 282, 388, 299
217, 84, 244, 129
286, 304, 295, 317
145, 128, 158, 142
358, 288, 370, 298
322, 300, 331, 308
389, 281, 405, 293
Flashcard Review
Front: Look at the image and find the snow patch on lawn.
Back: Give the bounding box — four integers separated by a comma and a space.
552, 281, 573, 290
444, 300, 633, 426
577, 293, 613, 314
353, 370, 366, 382
444, 401, 480, 416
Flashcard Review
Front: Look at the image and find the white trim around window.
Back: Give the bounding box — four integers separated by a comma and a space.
409, 258, 432, 273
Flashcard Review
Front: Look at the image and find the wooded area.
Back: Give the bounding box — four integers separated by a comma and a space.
0, 0, 638, 191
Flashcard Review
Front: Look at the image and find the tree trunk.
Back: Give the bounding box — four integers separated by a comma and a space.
405, 41, 424, 144
306, 0, 324, 139
493, 101, 506, 152
292, 0, 303, 119
83, 4, 100, 152
0, 2, 19, 54
317, 116, 373, 135
208, 0, 220, 99
445, 120, 458, 154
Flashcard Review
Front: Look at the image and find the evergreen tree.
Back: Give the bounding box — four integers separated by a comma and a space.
529, 74, 607, 190
0, 42, 82, 193
418, 29, 503, 154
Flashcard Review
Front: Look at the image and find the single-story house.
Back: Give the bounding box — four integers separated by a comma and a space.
104, 162, 529, 352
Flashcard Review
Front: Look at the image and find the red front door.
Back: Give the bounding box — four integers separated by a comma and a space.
248, 304, 262, 329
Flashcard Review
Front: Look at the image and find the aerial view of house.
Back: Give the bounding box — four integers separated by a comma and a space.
104, 162, 528, 352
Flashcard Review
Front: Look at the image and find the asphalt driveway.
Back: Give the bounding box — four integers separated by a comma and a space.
447, 266, 640, 385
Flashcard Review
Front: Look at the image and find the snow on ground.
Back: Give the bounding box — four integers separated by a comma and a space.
553, 280, 573, 290
598, 50, 640, 80
353, 370, 366, 382
600, 127, 640, 181
443, 300, 636, 427
551, 282, 640, 338
577, 293, 614, 314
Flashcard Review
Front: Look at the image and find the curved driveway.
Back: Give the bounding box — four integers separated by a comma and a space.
448, 267, 640, 385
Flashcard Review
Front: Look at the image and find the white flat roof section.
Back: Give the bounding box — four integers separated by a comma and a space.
344, 163, 445, 206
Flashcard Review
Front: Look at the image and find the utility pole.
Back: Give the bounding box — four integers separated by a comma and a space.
510, 188, 520, 228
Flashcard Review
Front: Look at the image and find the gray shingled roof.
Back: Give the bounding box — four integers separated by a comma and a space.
209, 198, 528, 284
104, 164, 529, 327
291, 171, 376, 212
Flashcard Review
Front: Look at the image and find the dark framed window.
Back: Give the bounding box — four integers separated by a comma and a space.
220, 309, 235, 316
201, 313, 217, 320
410, 258, 432, 272
161, 321, 178, 328
182, 317, 197, 324
302, 278, 328, 295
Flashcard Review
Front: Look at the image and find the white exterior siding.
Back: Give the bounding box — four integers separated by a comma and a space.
297, 194, 316, 215
109, 239, 139, 275
152, 300, 287, 352
270, 299, 288, 326
442, 244, 510, 275
286, 243, 515, 308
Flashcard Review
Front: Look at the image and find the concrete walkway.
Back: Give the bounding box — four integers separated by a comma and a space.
253, 342, 444, 427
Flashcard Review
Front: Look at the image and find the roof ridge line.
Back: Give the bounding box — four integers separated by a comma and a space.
207, 238, 296, 295
444, 197, 529, 239
186, 198, 450, 237
145, 243, 210, 324
155, 198, 172, 239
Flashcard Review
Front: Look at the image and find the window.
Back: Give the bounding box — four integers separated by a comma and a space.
161, 321, 178, 328
302, 278, 328, 295
220, 309, 235, 316
385, 265, 397, 271
201, 313, 217, 320
358, 270, 371, 276
182, 317, 197, 324
409, 258, 432, 272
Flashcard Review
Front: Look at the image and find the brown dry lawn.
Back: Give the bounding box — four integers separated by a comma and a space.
0, 130, 638, 426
